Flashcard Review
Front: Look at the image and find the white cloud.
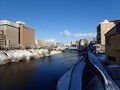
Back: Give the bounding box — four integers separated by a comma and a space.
74, 33, 96, 37
61, 30, 72, 37
61, 30, 96, 38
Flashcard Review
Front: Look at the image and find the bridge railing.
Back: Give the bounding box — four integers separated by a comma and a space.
87, 49, 119, 90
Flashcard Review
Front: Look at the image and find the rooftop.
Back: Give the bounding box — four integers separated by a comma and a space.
0, 20, 19, 27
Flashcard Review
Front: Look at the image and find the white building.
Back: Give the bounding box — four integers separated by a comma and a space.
97, 20, 115, 45
35, 40, 47, 47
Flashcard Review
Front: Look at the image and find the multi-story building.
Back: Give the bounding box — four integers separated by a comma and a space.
80, 39, 88, 46
17, 22, 35, 47
0, 30, 5, 47
71, 41, 77, 47
110, 20, 120, 24
0, 20, 35, 48
105, 22, 120, 65
35, 39, 47, 47
91, 37, 97, 44
0, 20, 19, 46
97, 20, 115, 45
76, 39, 88, 46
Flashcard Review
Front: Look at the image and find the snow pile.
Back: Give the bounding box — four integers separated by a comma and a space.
29, 49, 49, 58
57, 67, 73, 90
57, 57, 86, 90
28, 49, 39, 58
70, 60, 86, 90
6, 50, 33, 61
0, 51, 9, 64
51, 51, 62, 55
0, 49, 49, 65
0, 49, 62, 65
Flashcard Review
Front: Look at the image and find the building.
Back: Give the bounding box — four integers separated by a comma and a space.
80, 39, 88, 46
93, 44, 105, 53
105, 23, 120, 65
35, 39, 47, 47
0, 30, 5, 47
46, 40, 56, 47
63, 44, 70, 47
18, 22, 35, 47
71, 41, 76, 47
76, 40, 80, 47
0, 20, 19, 46
91, 37, 97, 44
0, 20, 35, 48
110, 19, 120, 24
97, 20, 115, 45
76, 39, 88, 47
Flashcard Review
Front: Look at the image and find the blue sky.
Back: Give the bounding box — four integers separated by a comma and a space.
0, 0, 120, 43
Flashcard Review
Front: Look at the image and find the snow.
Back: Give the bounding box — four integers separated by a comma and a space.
0, 49, 62, 65
96, 54, 106, 63
50, 51, 62, 55
87, 50, 119, 90
57, 50, 119, 90
108, 65, 120, 69
0, 51, 9, 64
57, 56, 86, 90
70, 59, 86, 90
57, 67, 74, 90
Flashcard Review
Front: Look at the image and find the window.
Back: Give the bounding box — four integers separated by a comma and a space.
106, 36, 111, 45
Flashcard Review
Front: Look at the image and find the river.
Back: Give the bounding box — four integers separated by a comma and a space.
0, 50, 81, 90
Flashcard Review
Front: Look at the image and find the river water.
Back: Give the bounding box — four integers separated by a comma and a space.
0, 50, 81, 90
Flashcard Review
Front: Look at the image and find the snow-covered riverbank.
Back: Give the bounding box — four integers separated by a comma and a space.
51, 51, 62, 55
0, 49, 62, 65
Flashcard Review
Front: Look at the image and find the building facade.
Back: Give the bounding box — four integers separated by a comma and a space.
71, 41, 77, 47
80, 39, 88, 46
0, 30, 5, 47
0, 20, 19, 46
76, 39, 88, 46
3, 25, 19, 46
18, 23, 35, 47
105, 23, 120, 65
35, 40, 47, 47
97, 20, 115, 45
0, 20, 35, 48
91, 37, 97, 44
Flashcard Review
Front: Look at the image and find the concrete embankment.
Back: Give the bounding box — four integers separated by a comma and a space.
0, 49, 62, 65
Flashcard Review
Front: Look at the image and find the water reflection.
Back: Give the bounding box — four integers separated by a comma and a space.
0, 51, 81, 90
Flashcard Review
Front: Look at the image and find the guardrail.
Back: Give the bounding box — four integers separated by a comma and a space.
87, 49, 119, 90
57, 49, 119, 90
